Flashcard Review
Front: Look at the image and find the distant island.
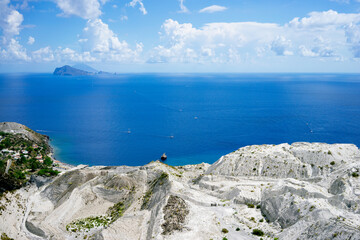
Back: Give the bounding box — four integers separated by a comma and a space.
53, 64, 113, 76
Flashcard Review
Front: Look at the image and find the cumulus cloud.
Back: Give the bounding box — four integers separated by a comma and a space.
128, 0, 147, 15
271, 36, 293, 56
0, 38, 30, 61
32, 46, 54, 62
27, 36, 35, 45
79, 18, 143, 62
288, 10, 360, 28
199, 5, 227, 13
149, 19, 280, 63
149, 10, 360, 64
54, 0, 105, 19
0, 0, 24, 42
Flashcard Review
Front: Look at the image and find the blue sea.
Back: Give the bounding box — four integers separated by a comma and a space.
1, 73, 360, 166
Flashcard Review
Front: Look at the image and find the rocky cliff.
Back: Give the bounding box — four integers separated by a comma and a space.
1, 126, 360, 239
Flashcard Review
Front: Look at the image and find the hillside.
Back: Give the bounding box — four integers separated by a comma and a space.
0, 124, 360, 239
0, 122, 59, 193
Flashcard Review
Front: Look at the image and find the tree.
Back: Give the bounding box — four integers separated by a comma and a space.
43, 156, 53, 166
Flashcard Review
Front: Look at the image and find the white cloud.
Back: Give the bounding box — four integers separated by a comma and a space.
27, 36, 35, 45
149, 19, 280, 63
271, 36, 293, 56
0, 0, 24, 42
199, 5, 227, 14
288, 10, 360, 28
79, 18, 143, 62
56, 47, 96, 62
128, 0, 147, 15
150, 10, 360, 64
0, 38, 30, 61
345, 23, 360, 57
178, 0, 189, 13
54, 0, 104, 19
32, 46, 54, 62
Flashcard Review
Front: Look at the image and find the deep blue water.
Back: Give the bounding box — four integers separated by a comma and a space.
1, 73, 360, 166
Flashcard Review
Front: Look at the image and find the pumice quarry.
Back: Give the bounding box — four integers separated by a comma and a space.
1, 122, 360, 240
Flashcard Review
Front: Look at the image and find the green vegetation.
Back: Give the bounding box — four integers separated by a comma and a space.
66, 215, 111, 232
352, 172, 359, 178
0, 130, 58, 193
221, 228, 229, 234
66, 201, 126, 232
1, 233, 14, 240
247, 203, 255, 208
330, 161, 335, 166
236, 227, 240, 231
37, 168, 60, 177
252, 229, 264, 236
141, 172, 169, 209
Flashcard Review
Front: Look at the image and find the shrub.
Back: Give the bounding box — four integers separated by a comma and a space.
38, 168, 60, 177
252, 229, 264, 236
330, 161, 335, 166
247, 203, 255, 208
221, 228, 229, 234
352, 172, 359, 178
236, 227, 240, 231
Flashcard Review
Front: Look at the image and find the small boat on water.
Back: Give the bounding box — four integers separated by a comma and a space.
161, 153, 167, 161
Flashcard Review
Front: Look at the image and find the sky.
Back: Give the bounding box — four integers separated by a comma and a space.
0, 0, 360, 73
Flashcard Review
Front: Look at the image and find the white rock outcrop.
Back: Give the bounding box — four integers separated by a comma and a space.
1, 142, 360, 240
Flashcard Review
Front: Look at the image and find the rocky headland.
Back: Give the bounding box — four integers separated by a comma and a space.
1, 123, 360, 239
53, 65, 113, 76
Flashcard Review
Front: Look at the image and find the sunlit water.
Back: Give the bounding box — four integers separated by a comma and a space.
1, 73, 360, 166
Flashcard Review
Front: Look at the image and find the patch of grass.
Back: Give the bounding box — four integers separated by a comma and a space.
66, 215, 111, 232
66, 201, 126, 232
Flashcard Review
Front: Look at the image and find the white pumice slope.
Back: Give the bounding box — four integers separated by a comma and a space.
1, 142, 360, 240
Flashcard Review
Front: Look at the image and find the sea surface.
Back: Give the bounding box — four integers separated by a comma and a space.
1, 73, 360, 166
